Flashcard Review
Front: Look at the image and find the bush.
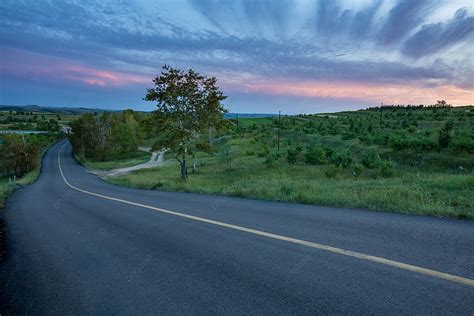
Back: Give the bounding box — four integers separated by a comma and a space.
264, 152, 280, 168
245, 150, 255, 156
352, 163, 364, 177
438, 121, 453, 149
331, 149, 352, 168
342, 133, 356, 140
378, 159, 395, 177
304, 145, 326, 165
287, 146, 302, 164
361, 150, 381, 169
257, 145, 269, 157
452, 137, 474, 152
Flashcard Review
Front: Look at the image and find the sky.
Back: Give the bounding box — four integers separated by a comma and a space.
0, 0, 473, 114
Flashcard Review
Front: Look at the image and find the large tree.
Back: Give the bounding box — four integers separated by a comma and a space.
145, 65, 227, 179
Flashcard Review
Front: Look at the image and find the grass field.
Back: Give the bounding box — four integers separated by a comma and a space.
80, 106, 474, 219
108, 140, 473, 219
78, 149, 151, 171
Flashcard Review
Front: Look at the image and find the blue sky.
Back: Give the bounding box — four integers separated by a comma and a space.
1, 0, 473, 113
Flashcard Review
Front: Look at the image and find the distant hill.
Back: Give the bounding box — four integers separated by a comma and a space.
225, 113, 275, 118
0, 105, 277, 118
0, 105, 109, 114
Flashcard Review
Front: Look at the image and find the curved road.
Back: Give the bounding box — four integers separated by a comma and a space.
1, 141, 473, 314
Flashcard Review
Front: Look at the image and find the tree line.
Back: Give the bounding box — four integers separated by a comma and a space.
69, 110, 144, 162
0, 134, 58, 177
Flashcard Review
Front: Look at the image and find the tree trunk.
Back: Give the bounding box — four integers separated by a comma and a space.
180, 160, 187, 179
179, 147, 188, 180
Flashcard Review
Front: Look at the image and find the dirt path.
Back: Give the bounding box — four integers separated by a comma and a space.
96, 148, 167, 177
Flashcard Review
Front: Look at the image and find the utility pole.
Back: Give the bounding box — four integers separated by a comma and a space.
277, 110, 281, 152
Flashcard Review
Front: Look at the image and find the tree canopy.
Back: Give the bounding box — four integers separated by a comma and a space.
145, 65, 227, 179
69, 110, 143, 161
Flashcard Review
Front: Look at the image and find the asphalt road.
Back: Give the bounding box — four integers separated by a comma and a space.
1, 140, 473, 314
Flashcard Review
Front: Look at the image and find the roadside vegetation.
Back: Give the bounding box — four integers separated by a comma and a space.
66, 68, 474, 219
0, 133, 61, 207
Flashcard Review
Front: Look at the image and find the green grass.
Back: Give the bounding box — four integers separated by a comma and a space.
83, 106, 473, 219
108, 154, 474, 219
79, 149, 151, 171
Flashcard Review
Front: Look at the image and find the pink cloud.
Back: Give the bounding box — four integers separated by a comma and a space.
221, 77, 474, 106
1, 48, 150, 88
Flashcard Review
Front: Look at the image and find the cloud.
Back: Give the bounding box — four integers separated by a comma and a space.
376, 0, 436, 46
1, 0, 473, 111
402, 8, 474, 58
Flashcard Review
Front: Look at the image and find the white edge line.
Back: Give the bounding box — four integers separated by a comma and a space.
57, 142, 474, 287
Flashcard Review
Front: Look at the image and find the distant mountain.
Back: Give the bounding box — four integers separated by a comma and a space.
224, 113, 275, 118
0, 105, 277, 117
0, 105, 110, 114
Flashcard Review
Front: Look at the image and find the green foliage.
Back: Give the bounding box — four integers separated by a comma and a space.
304, 145, 326, 165
264, 152, 281, 168
87, 105, 473, 219
438, 121, 453, 149
0, 134, 56, 177
37, 119, 59, 132
361, 149, 382, 169
352, 163, 364, 177
144, 65, 228, 179
324, 165, 341, 178
257, 144, 270, 157
286, 146, 302, 164
331, 149, 352, 168
378, 159, 396, 178
196, 143, 214, 153
69, 110, 143, 162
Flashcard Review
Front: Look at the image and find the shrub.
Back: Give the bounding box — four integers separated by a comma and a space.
245, 150, 255, 156
438, 121, 453, 149
257, 145, 269, 157
342, 133, 356, 140
325, 165, 341, 178
452, 137, 474, 152
304, 145, 326, 164
378, 159, 395, 177
287, 146, 302, 164
331, 149, 352, 168
361, 150, 381, 168
352, 163, 364, 177
264, 152, 280, 168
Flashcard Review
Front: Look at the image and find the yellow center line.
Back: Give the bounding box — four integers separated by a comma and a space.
57, 143, 474, 287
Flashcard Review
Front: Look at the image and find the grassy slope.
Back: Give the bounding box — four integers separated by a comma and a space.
97, 107, 472, 219
108, 144, 473, 219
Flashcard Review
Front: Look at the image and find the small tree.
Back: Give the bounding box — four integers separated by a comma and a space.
145, 66, 227, 179
438, 121, 453, 149
304, 145, 326, 165
286, 146, 302, 164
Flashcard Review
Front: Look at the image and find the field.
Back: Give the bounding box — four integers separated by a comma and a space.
0, 110, 77, 130
77, 150, 151, 171
91, 106, 474, 219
